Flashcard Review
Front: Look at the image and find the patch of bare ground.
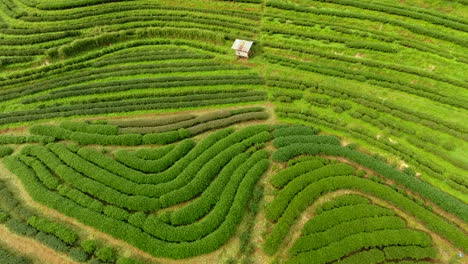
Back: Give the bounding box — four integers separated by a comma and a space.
0, 225, 77, 264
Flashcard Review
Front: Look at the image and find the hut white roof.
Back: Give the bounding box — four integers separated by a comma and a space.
231, 39, 254, 53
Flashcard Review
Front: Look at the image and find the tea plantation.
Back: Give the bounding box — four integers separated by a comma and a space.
0, 0, 466, 263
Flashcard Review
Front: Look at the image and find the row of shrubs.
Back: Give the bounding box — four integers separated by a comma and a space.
1, 95, 266, 126
272, 142, 468, 221
274, 107, 462, 192
266, 12, 467, 62
0, 179, 125, 263
266, 0, 468, 46
31, 1, 260, 21
117, 107, 266, 133
114, 139, 195, 173
314, 194, 370, 215
163, 151, 267, 226
12, 53, 217, 102
4, 147, 269, 258
0, 38, 227, 92
266, 49, 465, 109
142, 153, 269, 242
265, 41, 466, 90
287, 229, 432, 264
271, 159, 324, 188
78, 129, 232, 185
302, 204, 396, 234
263, 175, 468, 254
270, 76, 466, 137
291, 215, 407, 254
25, 74, 263, 103
266, 164, 355, 221
314, 0, 468, 31
28, 126, 270, 209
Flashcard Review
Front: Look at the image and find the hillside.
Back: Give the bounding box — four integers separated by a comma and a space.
0, 0, 466, 263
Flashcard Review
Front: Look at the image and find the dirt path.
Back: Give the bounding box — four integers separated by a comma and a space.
0, 225, 78, 264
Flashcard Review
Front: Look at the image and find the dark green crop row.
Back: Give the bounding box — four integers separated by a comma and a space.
266, 0, 468, 47
263, 176, 467, 255
314, 0, 468, 32
0, 39, 226, 89
270, 76, 466, 138
265, 54, 465, 109
114, 139, 195, 173
335, 249, 384, 264
30, 124, 144, 145
1, 94, 266, 126
110, 113, 195, 128
118, 107, 266, 134
134, 145, 175, 160
265, 164, 355, 221
4, 141, 269, 258
291, 215, 406, 254
0, 146, 13, 158
384, 245, 437, 261
0, 135, 55, 144
273, 125, 320, 137
315, 194, 370, 215
164, 151, 267, 226
27, 215, 78, 245
77, 129, 231, 185
60, 121, 118, 135
302, 204, 396, 234
270, 160, 324, 188
287, 229, 432, 264
25, 75, 263, 103
272, 142, 468, 221
275, 107, 457, 188
265, 41, 467, 90
29, 2, 259, 21
142, 152, 269, 242
273, 135, 341, 148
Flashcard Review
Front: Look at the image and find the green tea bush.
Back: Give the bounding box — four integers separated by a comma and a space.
27, 216, 78, 244
315, 194, 370, 215
271, 159, 324, 188
291, 216, 405, 254
0, 146, 13, 157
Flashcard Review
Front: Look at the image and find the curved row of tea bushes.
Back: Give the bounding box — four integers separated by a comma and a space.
263, 176, 468, 255
3, 149, 269, 258
162, 152, 258, 225
291, 216, 407, 254
114, 139, 195, 173
270, 159, 325, 188
272, 143, 468, 222
303, 204, 396, 234
273, 135, 341, 148
142, 153, 269, 241
286, 229, 432, 264
314, 194, 370, 214
77, 129, 231, 184
266, 164, 355, 221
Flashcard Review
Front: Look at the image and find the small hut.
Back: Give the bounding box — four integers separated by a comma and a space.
231, 39, 254, 58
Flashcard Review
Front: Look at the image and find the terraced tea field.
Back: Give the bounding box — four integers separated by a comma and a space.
0, 0, 466, 263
